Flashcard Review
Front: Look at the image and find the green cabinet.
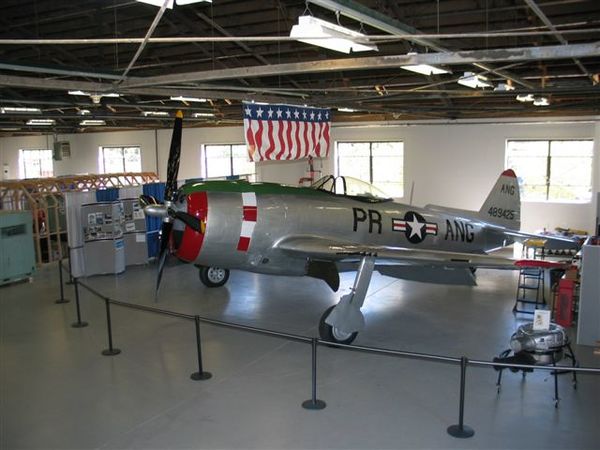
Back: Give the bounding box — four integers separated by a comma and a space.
0, 211, 36, 285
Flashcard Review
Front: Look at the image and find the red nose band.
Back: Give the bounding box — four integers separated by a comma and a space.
176, 191, 207, 262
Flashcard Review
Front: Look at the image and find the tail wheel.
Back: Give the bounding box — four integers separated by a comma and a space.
199, 266, 230, 287
318, 305, 358, 345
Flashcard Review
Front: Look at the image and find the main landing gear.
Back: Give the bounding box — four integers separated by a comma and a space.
318, 256, 375, 345
198, 265, 230, 287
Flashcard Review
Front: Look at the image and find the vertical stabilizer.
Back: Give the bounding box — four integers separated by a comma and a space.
479, 169, 521, 229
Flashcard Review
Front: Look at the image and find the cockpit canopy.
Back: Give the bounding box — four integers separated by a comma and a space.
311, 175, 392, 202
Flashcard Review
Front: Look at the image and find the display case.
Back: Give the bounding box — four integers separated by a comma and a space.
81, 201, 125, 276
121, 198, 148, 266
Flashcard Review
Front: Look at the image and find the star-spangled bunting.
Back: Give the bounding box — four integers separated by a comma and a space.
243, 102, 331, 162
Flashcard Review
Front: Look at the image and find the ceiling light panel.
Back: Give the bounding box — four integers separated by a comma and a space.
457, 72, 493, 89
290, 15, 378, 54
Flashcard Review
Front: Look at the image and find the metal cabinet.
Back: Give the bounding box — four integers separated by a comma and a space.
0, 211, 35, 285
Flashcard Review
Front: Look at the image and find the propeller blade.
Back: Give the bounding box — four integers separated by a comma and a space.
164, 110, 183, 202
139, 194, 158, 208
155, 220, 173, 297
173, 211, 203, 233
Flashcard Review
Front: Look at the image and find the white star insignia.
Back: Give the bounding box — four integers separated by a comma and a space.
244, 107, 252, 117
286, 109, 291, 118
276, 108, 283, 118
302, 111, 307, 119
317, 112, 322, 120
407, 216, 425, 239
310, 111, 315, 120
256, 107, 264, 117
293, 110, 300, 119
267, 108, 274, 118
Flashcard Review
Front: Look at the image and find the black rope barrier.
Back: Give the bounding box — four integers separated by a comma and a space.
447, 356, 475, 438
101, 298, 121, 356
54, 259, 70, 304
66, 246, 74, 285
302, 338, 326, 410
68, 276, 600, 439
70, 278, 88, 328
191, 315, 212, 381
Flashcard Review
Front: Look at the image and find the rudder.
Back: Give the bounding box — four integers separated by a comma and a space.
479, 169, 521, 229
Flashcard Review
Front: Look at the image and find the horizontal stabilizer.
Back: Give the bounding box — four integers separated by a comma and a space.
376, 265, 477, 286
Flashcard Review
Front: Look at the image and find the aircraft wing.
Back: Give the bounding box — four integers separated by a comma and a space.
275, 235, 519, 269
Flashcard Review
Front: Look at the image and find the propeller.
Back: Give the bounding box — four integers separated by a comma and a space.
143, 111, 206, 297
154, 110, 184, 295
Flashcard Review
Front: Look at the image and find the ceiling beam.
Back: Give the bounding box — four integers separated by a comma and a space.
523, 0, 593, 82
308, 0, 536, 89
118, 42, 600, 88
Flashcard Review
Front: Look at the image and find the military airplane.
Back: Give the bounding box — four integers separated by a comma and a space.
144, 112, 579, 344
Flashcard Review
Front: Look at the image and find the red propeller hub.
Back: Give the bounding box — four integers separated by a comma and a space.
176, 191, 208, 262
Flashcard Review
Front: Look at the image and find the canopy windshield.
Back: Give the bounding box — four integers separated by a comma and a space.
311, 175, 391, 202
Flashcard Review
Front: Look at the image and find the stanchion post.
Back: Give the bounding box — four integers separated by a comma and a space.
66, 246, 74, 285
302, 338, 326, 410
54, 258, 70, 304
101, 298, 121, 356
447, 356, 475, 438
191, 316, 212, 380
70, 278, 88, 328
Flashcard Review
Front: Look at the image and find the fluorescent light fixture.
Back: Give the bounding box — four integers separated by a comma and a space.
494, 82, 515, 92
457, 72, 493, 89
533, 96, 550, 106
80, 120, 106, 126
69, 90, 120, 98
26, 119, 55, 125
143, 111, 170, 117
337, 107, 356, 112
516, 94, 535, 102
192, 112, 214, 117
1, 106, 41, 114
290, 15, 378, 54
401, 53, 450, 76
170, 95, 207, 103
135, 0, 211, 7
1, 127, 20, 131
175, 0, 212, 4
78, 109, 91, 115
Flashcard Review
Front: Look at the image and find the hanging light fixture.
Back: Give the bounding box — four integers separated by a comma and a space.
401, 52, 450, 76
290, 15, 378, 54
26, 119, 55, 125
135, 0, 211, 8
457, 72, 493, 89
80, 120, 106, 126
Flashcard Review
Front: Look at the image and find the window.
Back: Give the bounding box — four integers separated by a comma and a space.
204, 144, 255, 180
99, 146, 142, 173
506, 140, 593, 202
19, 149, 54, 179
336, 141, 404, 197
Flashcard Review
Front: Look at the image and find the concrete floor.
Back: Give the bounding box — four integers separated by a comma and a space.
1, 260, 599, 449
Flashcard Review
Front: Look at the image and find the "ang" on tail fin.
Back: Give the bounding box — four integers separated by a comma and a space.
479, 169, 521, 229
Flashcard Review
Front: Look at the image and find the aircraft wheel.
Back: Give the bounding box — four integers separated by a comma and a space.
318, 305, 358, 345
199, 266, 229, 287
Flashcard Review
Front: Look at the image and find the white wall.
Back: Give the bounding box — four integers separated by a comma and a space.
1, 118, 598, 233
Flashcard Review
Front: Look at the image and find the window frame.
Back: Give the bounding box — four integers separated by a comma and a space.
335, 140, 404, 198
202, 143, 256, 180
19, 148, 54, 179
98, 145, 142, 174
505, 138, 594, 204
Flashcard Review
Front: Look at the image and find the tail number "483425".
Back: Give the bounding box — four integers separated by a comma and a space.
488, 206, 515, 220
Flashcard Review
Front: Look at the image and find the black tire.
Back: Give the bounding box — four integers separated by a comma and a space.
198, 266, 230, 287
318, 305, 358, 345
